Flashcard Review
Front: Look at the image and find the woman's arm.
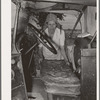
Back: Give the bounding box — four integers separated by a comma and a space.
59, 30, 70, 65
67, 45, 76, 71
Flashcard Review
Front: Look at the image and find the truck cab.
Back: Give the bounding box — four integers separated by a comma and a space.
11, 0, 97, 100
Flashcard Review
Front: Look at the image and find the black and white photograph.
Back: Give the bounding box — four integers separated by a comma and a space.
10, 0, 97, 100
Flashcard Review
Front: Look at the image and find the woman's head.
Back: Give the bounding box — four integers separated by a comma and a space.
47, 20, 56, 30
45, 13, 57, 30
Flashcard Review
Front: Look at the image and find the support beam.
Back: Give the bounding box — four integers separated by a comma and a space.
69, 6, 87, 38
31, 0, 96, 6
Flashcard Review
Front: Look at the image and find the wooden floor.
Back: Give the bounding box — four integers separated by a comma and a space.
29, 77, 80, 100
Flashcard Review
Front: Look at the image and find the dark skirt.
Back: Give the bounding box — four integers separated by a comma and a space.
40, 60, 80, 95
41, 60, 71, 76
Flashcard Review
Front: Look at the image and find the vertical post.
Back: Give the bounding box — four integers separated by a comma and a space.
81, 49, 96, 100
12, 3, 21, 54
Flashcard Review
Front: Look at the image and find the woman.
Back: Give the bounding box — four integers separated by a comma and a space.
37, 13, 79, 76
38, 13, 71, 75
38, 14, 80, 97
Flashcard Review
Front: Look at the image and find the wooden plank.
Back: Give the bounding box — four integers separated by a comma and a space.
81, 49, 96, 100
81, 49, 96, 56
33, 0, 96, 6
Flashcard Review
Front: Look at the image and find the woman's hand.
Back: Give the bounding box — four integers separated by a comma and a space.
72, 65, 77, 72
75, 67, 81, 74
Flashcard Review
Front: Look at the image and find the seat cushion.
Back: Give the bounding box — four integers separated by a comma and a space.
41, 60, 80, 95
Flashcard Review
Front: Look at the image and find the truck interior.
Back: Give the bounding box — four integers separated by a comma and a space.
11, 0, 97, 100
